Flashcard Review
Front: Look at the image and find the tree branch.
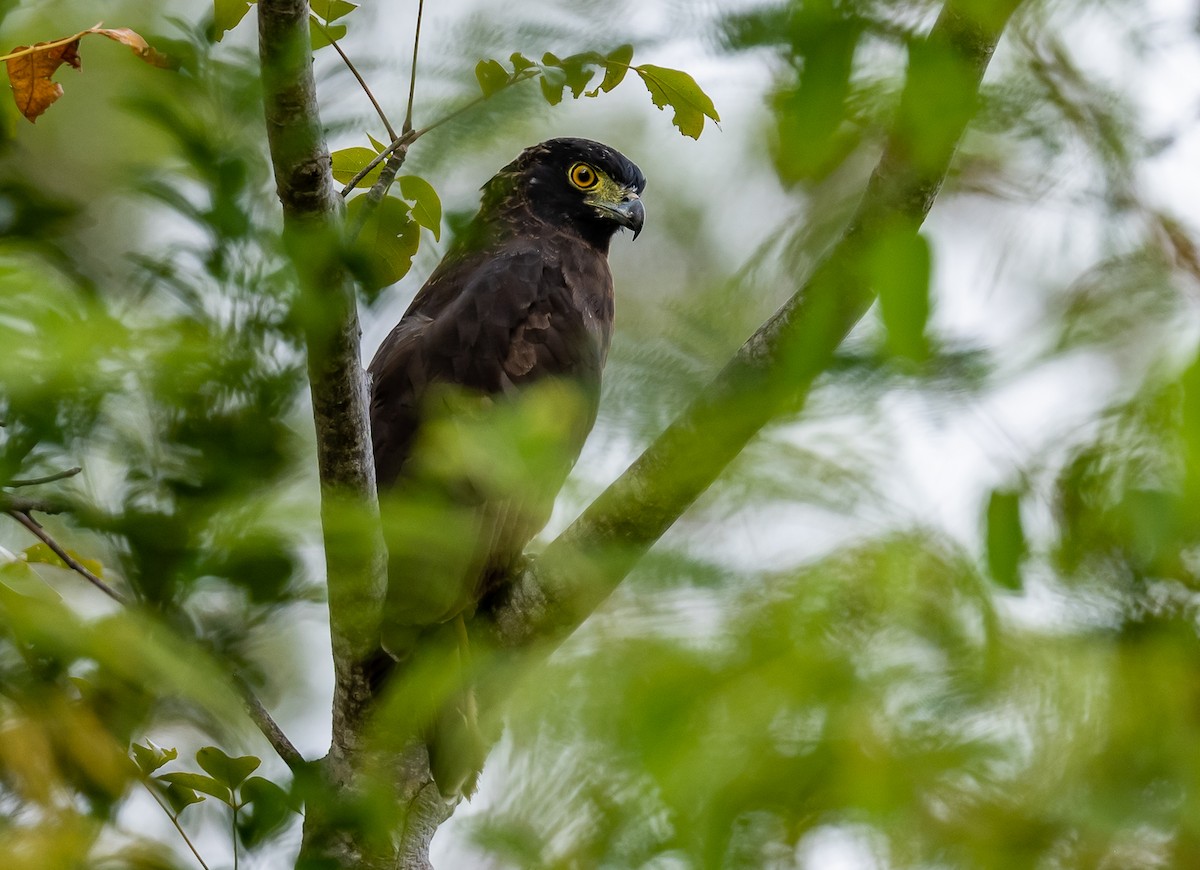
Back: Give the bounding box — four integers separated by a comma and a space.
6, 510, 127, 604
7, 466, 82, 487
4, 509, 307, 772
258, 0, 387, 739
484, 0, 1026, 648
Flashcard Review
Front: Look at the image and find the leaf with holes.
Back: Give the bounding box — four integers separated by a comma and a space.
348, 194, 420, 294
399, 175, 442, 241
589, 43, 634, 96
3, 25, 168, 122
634, 64, 720, 139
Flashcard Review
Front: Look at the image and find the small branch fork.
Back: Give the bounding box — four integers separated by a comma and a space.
2, 500, 304, 773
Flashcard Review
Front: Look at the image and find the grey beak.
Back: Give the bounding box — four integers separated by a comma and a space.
612, 195, 645, 239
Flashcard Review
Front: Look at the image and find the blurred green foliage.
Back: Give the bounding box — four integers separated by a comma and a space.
0, 0, 1197, 867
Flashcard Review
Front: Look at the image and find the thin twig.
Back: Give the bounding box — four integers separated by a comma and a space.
0, 495, 65, 514
5, 506, 309, 771
338, 128, 416, 197
234, 673, 305, 772
311, 14, 397, 140
403, 0, 424, 135
142, 780, 212, 870
7, 466, 82, 487
7, 510, 127, 604
338, 69, 540, 197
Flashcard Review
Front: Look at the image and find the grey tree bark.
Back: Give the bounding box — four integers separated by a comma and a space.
256, 0, 1024, 866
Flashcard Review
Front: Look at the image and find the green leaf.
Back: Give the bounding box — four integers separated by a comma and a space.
399, 175, 442, 241
310, 0, 357, 23
237, 776, 298, 847
475, 59, 509, 98
509, 52, 535, 73
871, 230, 932, 363
22, 542, 104, 578
213, 0, 254, 41
985, 488, 1025, 590
539, 65, 568, 106
196, 746, 260, 790
0, 559, 61, 603
309, 16, 346, 50
367, 132, 388, 153
131, 741, 177, 777
548, 53, 596, 98
158, 772, 232, 804
347, 194, 420, 293
634, 64, 720, 139
160, 781, 205, 814
590, 43, 633, 96
331, 147, 382, 186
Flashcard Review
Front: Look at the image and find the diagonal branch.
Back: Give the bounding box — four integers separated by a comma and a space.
4, 508, 306, 772
7, 466, 82, 487
7, 509, 127, 604
484, 0, 1026, 649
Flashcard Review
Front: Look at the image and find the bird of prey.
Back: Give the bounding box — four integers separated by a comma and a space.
367, 138, 645, 794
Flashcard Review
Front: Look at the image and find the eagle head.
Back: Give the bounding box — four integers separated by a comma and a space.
483, 138, 646, 250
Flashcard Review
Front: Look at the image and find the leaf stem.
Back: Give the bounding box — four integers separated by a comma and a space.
7, 466, 82, 487
0, 23, 98, 62
142, 781, 211, 870
403, 0, 424, 135
338, 69, 539, 197
6, 510, 126, 604
310, 14, 397, 141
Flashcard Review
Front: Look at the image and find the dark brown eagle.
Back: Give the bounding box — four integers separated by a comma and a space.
367, 138, 644, 794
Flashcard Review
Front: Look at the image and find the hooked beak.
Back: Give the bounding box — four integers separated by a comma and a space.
589, 191, 646, 239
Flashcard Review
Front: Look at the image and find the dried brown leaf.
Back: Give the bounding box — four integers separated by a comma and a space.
3, 24, 168, 123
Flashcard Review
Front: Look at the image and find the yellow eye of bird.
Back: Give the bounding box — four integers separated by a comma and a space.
569, 162, 599, 190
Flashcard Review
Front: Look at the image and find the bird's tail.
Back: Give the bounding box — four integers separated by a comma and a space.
427, 614, 486, 799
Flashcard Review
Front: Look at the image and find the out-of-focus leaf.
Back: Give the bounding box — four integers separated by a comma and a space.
985, 488, 1025, 590
237, 775, 298, 847
22, 541, 105, 578
871, 230, 932, 362
196, 746, 260, 790
0, 559, 62, 602
158, 781, 205, 814
213, 0, 255, 40
475, 58, 509, 97
158, 771, 232, 804
131, 741, 178, 777
634, 64, 720, 138
399, 174, 442, 241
